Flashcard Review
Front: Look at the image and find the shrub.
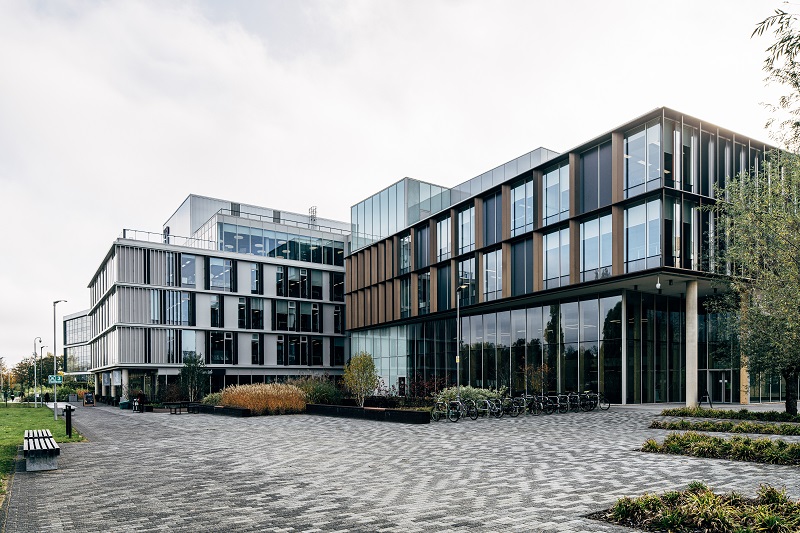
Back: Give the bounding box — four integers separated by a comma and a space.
661, 406, 800, 423
435, 385, 504, 404
289, 376, 343, 405
642, 432, 800, 466
343, 352, 379, 407
221, 383, 306, 415
201, 392, 222, 406
595, 483, 800, 533
650, 419, 800, 436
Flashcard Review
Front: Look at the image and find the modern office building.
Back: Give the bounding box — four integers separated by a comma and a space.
346, 107, 781, 405
83, 195, 349, 399
63, 309, 92, 382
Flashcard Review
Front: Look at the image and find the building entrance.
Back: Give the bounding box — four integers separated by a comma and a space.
709, 370, 732, 404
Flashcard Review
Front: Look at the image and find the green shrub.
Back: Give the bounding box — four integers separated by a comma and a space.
642, 432, 800, 466
596, 483, 800, 533
221, 383, 306, 415
661, 406, 800, 424
201, 392, 222, 406
435, 385, 505, 404
650, 419, 800, 436
288, 376, 343, 405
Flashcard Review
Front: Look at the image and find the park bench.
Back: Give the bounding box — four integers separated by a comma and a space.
165, 402, 186, 414
23, 429, 60, 471
187, 403, 201, 414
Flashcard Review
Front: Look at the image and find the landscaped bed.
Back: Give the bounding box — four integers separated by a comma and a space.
651, 419, 800, 436
591, 482, 800, 532
661, 406, 800, 423
642, 431, 800, 465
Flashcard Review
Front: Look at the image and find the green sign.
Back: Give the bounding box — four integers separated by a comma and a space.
48, 375, 63, 384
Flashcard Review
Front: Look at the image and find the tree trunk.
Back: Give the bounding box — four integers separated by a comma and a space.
782, 367, 799, 416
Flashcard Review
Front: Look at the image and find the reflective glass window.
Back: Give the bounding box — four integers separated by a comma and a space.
208, 257, 233, 291
180, 254, 196, 288
437, 217, 451, 261
457, 257, 476, 306
482, 248, 502, 301
458, 205, 475, 254
543, 161, 569, 225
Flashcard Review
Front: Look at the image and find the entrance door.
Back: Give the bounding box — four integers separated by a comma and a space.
709, 370, 732, 403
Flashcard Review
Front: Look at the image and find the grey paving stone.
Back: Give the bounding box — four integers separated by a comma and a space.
2, 404, 799, 532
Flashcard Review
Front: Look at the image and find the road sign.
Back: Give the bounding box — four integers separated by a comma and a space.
48, 375, 63, 385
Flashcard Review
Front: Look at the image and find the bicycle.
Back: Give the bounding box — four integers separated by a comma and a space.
431, 400, 448, 421
447, 398, 478, 422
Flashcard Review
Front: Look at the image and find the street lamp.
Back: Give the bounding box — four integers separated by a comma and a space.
38, 345, 47, 407
455, 284, 468, 401
53, 300, 66, 420
32, 337, 42, 406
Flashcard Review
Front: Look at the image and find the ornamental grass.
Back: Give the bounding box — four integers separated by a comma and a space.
661, 406, 800, 423
641, 431, 800, 465
221, 383, 306, 415
595, 482, 800, 533
651, 419, 800, 436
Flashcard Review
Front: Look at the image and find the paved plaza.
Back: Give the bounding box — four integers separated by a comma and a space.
2, 403, 799, 532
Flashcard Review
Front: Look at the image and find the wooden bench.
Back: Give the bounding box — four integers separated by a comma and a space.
23, 429, 60, 471
187, 403, 201, 414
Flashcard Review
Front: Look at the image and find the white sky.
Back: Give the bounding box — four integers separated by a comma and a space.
0, 0, 786, 368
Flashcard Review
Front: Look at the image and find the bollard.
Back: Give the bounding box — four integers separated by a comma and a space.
65, 405, 75, 437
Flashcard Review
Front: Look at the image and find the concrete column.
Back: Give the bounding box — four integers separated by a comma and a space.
122, 368, 130, 401
685, 281, 698, 407
102, 378, 108, 397
94, 376, 101, 396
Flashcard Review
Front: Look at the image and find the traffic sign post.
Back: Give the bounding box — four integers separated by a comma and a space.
48, 375, 63, 385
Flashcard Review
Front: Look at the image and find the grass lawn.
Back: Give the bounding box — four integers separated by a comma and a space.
0, 403, 84, 502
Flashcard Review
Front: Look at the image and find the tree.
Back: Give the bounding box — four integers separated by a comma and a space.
709, 148, 800, 414
180, 355, 209, 402
343, 352, 379, 407
754, 9, 800, 151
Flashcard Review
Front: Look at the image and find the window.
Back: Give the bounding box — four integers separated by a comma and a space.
210, 295, 222, 328
437, 217, 451, 261
511, 175, 535, 237
250, 264, 261, 294
333, 305, 343, 334
331, 338, 345, 366
483, 249, 502, 301
625, 199, 661, 272
311, 270, 323, 300
251, 334, 263, 365
251, 298, 264, 329
300, 269, 309, 299
276, 266, 285, 296
208, 258, 234, 291
543, 160, 569, 225
483, 191, 502, 246
580, 142, 612, 213
458, 257, 476, 306
458, 205, 475, 253
544, 228, 569, 289
330, 272, 345, 301
581, 214, 612, 281
437, 264, 451, 311
181, 330, 196, 362
273, 301, 288, 330
398, 233, 411, 274
288, 301, 297, 331
400, 277, 411, 318
161, 290, 194, 326
418, 271, 430, 315
299, 303, 321, 333
180, 254, 196, 288
238, 297, 247, 329
624, 119, 661, 198
511, 238, 533, 296
208, 331, 234, 364
277, 335, 284, 365
279, 335, 310, 366
415, 226, 430, 269
288, 267, 301, 298
311, 338, 323, 366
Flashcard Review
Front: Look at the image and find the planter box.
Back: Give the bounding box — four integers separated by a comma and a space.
193, 404, 251, 417
306, 404, 429, 424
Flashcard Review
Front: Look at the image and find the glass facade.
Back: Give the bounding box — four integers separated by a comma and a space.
543, 160, 569, 225
581, 214, 612, 281
510, 174, 535, 237
580, 142, 612, 213
482, 249, 502, 302
458, 205, 475, 254
543, 228, 569, 289
624, 118, 661, 198
218, 222, 344, 267
625, 199, 661, 272
437, 216, 451, 261
483, 191, 502, 246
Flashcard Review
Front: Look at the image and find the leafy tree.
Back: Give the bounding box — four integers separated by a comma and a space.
180, 354, 209, 402
708, 147, 800, 414
343, 352, 379, 407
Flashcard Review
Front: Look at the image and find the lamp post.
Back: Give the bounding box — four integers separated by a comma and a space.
39, 345, 47, 408
53, 300, 66, 420
455, 284, 468, 400
32, 337, 41, 406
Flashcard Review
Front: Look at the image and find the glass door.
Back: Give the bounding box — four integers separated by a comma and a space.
709, 370, 732, 403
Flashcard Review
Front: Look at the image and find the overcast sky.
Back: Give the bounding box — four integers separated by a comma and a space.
0, 0, 786, 369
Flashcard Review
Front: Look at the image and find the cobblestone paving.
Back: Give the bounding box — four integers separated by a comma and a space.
3, 404, 799, 532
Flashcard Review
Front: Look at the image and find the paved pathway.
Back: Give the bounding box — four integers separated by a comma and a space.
3, 403, 799, 532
